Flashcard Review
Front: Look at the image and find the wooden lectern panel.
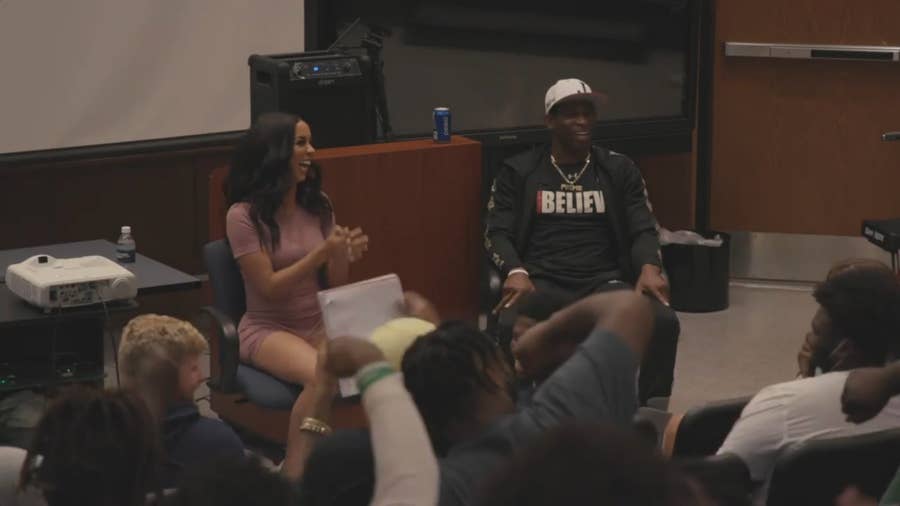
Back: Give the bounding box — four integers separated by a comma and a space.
209, 136, 483, 320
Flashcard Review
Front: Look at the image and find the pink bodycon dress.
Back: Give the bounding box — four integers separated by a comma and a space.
225, 202, 331, 362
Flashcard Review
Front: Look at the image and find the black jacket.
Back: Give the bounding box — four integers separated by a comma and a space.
484, 144, 661, 284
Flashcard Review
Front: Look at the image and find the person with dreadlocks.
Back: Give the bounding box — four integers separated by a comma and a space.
401, 291, 653, 506
17, 387, 164, 506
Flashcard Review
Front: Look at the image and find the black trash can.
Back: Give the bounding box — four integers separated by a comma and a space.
661, 231, 730, 313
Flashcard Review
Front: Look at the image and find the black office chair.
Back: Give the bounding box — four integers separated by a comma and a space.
202, 239, 364, 444
670, 395, 752, 457
766, 428, 900, 506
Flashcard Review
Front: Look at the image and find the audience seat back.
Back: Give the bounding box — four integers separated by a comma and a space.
766, 427, 900, 506
673, 395, 752, 457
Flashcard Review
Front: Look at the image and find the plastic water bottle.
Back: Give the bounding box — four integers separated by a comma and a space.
116, 226, 136, 263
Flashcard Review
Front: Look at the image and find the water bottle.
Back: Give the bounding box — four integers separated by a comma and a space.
116, 226, 136, 263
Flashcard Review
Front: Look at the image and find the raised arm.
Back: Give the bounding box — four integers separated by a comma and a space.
327, 337, 439, 506
842, 361, 900, 423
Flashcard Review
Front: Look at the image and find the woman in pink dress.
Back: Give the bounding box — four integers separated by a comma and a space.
225, 112, 368, 385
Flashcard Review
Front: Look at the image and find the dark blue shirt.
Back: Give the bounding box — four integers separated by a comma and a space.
161, 402, 245, 488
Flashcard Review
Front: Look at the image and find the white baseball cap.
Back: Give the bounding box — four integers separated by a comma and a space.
544, 78, 607, 115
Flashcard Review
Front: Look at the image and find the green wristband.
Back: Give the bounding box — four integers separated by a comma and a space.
356, 362, 396, 395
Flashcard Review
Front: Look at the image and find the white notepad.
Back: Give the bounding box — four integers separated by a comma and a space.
317, 274, 404, 396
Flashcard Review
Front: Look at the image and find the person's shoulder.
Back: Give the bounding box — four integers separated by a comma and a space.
750, 372, 849, 408
595, 146, 637, 173
226, 202, 251, 221
786, 371, 851, 403
190, 416, 244, 448
166, 404, 243, 454
782, 370, 849, 393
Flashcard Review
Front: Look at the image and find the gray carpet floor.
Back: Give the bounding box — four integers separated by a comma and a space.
669, 282, 817, 413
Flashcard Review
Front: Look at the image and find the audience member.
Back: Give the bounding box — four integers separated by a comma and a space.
119, 314, 244, 487
717, 265, 900, 504
797, 259, 895, 378
839, 360, 900, 505
402, 320, 517, 456
19, 387, 163, 506
405, 291, 652, 505
225, 111, 368, 384
476, 423, 697, 506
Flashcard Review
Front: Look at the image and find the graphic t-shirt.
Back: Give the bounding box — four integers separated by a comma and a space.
523, 158, 620, 284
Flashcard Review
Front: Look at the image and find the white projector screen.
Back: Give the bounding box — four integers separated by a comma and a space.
0, 0, 304, 154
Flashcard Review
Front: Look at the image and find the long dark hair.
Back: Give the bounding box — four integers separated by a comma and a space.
20, 387, 163, 506
226, 112, 332, 250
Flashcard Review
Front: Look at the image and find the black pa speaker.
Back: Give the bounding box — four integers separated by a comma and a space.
249, 52, 376, 148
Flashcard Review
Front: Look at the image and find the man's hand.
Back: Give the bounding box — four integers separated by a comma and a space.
323, 226, 350, 257
493, 272, 535, 314
325, 337, 387, 378
635, 264, 670, 306
841, 366, 898, 424
512, 291, 653, 381
402, 291, 441, 325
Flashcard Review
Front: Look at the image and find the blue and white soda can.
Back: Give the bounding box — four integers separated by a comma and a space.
433, 107, 451, 142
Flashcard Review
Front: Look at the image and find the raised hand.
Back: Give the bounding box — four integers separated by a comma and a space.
346, 227, 369, 263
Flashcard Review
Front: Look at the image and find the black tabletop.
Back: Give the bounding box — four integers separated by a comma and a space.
0, 240, 200, 326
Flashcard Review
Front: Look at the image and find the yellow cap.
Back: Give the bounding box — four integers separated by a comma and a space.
370, 317, 436, 370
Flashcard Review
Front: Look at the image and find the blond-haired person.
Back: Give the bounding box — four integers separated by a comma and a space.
119, 314, 244, 487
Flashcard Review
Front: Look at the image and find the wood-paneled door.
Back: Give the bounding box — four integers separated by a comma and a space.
710, 0, 900, 235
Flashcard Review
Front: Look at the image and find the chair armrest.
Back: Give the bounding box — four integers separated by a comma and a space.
483, 260, 508, 352
632, 412, 660, 447
201, 306, 240, 394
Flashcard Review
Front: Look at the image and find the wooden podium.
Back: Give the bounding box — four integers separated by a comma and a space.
209, 136, 483, 320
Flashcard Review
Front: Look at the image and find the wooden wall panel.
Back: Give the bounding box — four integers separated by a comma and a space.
1, 147, 231, 275
635, 152, 695, 231
710, 0, 900, 235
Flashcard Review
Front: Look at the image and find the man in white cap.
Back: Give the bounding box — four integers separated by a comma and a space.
484, 78, 678, 407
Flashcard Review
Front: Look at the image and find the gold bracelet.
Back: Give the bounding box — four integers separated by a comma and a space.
299, 417, 333, 436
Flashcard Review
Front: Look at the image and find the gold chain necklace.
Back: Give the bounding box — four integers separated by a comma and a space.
550, 154, 591, 191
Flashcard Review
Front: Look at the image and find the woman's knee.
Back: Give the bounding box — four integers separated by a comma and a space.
252, 332, 317, 383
